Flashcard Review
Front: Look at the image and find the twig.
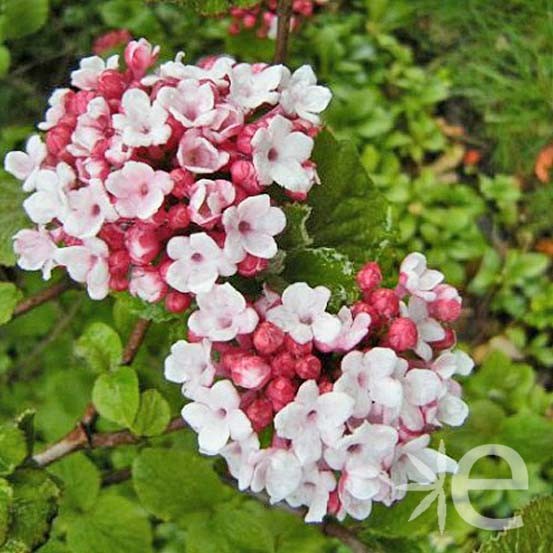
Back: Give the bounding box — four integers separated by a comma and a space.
273, 0, 294, 64
13, 279, 74, 318
323, 521, 370, 553
122, 318, 151, 365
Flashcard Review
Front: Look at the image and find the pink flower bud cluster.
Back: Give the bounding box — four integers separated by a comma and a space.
165, 252, 474, 522
5, 39, 332, 308
229, 0, 328, 39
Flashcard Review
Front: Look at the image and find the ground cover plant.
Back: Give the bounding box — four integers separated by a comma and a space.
0, 1, 552, 552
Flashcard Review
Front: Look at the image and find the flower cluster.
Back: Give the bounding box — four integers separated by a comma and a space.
5, 39, 332, 309
165, 252, 473, 522
229, 0, 328, 39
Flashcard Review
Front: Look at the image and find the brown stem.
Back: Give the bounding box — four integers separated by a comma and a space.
273, 0, 294, 64
13, 279, 73, 318
323, 521, 370, 553
122, 318, 151, 365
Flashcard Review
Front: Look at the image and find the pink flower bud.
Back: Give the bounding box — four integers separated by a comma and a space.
93, 29, 133, 55
266, 377, 297, 412
98, 69, 128, 99
368, 288, 400, 319
46, 125, 72, 157
108, 250, 130, 276
165, 291, 192, 313
109, 274, 129, 292
356, 261, 382, 292
285, 190, 308, 202
253, 321, 285, 355
125, 224, 161, 265
230, 354, 272, 390
170, 169, 195, 199
271, 351, 296, 379
124, 38, 159, 78
385, 317, 418, 351
431, 328, 456, 350
284, 334, 313, 357
236, 125, 258, 155
231, 160, 262, 195
237, 254, 268, 277
65, 90, 95, 116
246, 398, 274, 432
167, 204, 190, 230
129, 267, 167, 303
428, 285, 462, 322
318, 379, 333, 394
98, 223, 125, 250
295, 354, 321, 380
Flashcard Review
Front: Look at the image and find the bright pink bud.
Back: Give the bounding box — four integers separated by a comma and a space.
98, 69, 127, 99
231, 160, 262, 195
125, 224, 161, 265
124, 38, 159, 78
170, 168, 195, 199
108, 250, 130, 276
271, 351, 296, 379
98, 223, 125, 250
356, 262, 382, 292
246, 398, 274, 432
167, 204, 190, 230
318, 379, 333, 394
295, 354, 321, 380
236, 125, 258, 155
230, 354, 272, 390
285, 190, 308, 202
65, 90, 95, 116
266, 377, 297, 412
431, 327, 456, 350
351, 300, 379, 323
428, 285, 462, 322
368, 288, 400, 319
46, 125, 72, 157
386, 317, 418, 351
93, 29, 132, 55
109, 274, 128, 292
253, 321, 285, 355
284, 334, 313, 357
165, 292, 192, 314
237, 254, 268, 277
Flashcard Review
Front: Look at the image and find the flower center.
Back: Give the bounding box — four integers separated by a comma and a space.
268, 147, 279, 162
238, 221, 251, 233
191, 252, 203, 263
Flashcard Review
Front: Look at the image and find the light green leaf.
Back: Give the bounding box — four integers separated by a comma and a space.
0, 479, 13, 545
113, 292, 183, 323
92, 367, 139, 428
0, 175, 28, 267
133, 448, 228, 521
66, 494, 152, 553
0, 423, 27, 476
0, 45, 10, 76
131, 390, 171, 437
0, 283, 22, 326
0, 0, 49, 40
75, 322, 122, 373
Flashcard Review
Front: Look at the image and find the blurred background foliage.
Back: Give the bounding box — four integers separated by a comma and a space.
0, 0, 552, 552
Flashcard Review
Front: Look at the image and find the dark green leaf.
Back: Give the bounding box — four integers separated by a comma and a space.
278, 203, 313, 251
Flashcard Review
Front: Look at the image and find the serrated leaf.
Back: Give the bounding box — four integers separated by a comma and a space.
48, 454, 100, 513
75, 322, 123, 373
0, 0, 49, 40
66, 494, 152, 553
0, 283, 22, 326
478, 496, 553, 553
133, 448, 228, 521
131, 390, 171, 437
0, 423, 27, 476
0, 175, 28, 266
92, 367, 139, 428
310, 131, 395, 266
113, 292, 183, 323
8, 469, 60, 550
278, 203, 313, 251
283, 247, 359, 311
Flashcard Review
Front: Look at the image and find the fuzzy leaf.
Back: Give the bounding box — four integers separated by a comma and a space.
75, 323, 122, 373
92, 367, 139, 428
131, 390, 171, 437
0, 283, 22, 326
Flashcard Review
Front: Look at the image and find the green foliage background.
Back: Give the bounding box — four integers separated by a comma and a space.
0, 1, 552, 552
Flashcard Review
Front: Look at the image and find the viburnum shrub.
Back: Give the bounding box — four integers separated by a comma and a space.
4, 37, 474, 526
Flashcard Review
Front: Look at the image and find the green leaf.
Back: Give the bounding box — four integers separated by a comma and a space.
0, 539, 28, 553
48, 453, 100, 513
151, 0, 258, 15
282, 247, 359, 311
278, 203, 313, 251
133, 448, 228, 521
131, 390, 171, 437
92, 367, 139, 428
0, 45, 10, 77
0, 283, 22, 326
75, 322, 122, 373
478, 496, 553, 553
0, 479, 13, 545
113, 292, 183, 324
0, 0, 49, 40
66, 494, 152, 553
309, 131, 395, 266
0, 423, 27, 476
0, 175, 28, 266
8, 469, 60, 550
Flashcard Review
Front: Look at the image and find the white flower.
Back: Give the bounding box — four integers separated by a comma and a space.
4, 135, 47, 192
280, 65, 332, 124
274, 380, 354, 465
401, 297, 446, 361
221, 433, 260, 491
229, 63, 285, 111
13, 227, 58, 279
403, 369, 443, 407
188, 178, 235, 228
112, 88, 171, 148
55, 237, 110, 300
67, 97, 112, 158
222, 194, 286, 263
165, 233, 236, 294
181, 380, 252, 455
177, 129, 229, 174
334, 348, 406, 418
188, 283, 259, 342
431, 349, 474, 379
106, 161, 173, 220
164, 339, 215, 399
286, 465, 336, 523
23, 163, 74, 225
156, 79, 217, 127
316, 306, 371, 353
252, 115, 314, 193
64, 179, 118, 238
266, 282, 341, 345
399, 252, 444, 301
38, 88, 70, 131
71, 55, 119, 90
128, 267, 166, 303
437, 390, 469, 427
